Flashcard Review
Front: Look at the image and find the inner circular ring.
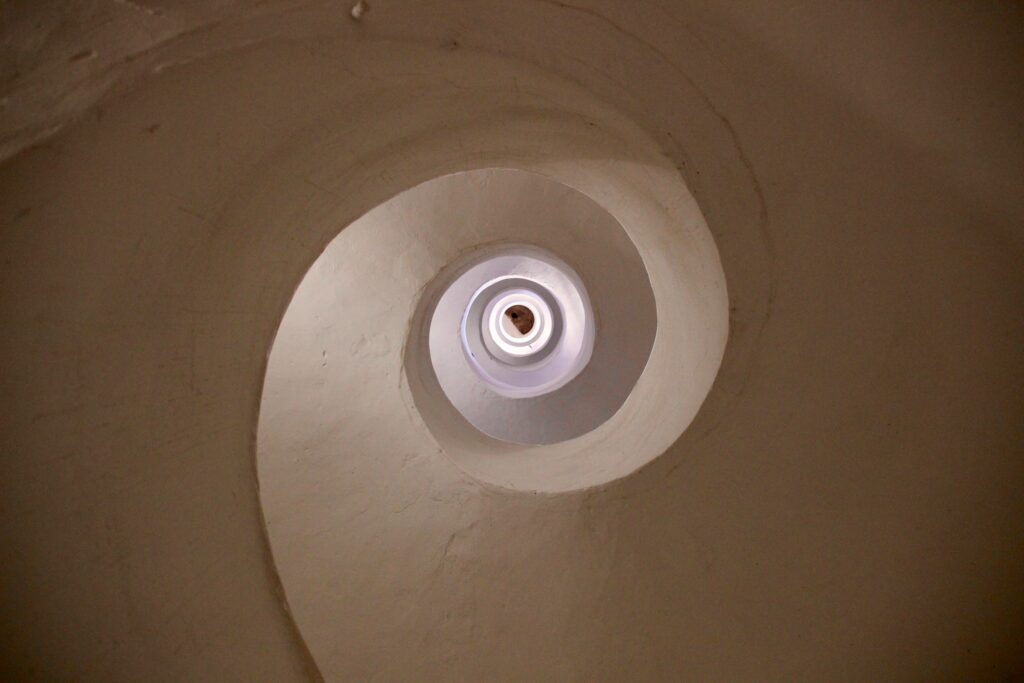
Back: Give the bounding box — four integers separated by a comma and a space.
485, 289, 552, 356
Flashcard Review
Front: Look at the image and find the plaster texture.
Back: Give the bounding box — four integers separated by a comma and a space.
258, 167, 722, 671
1, 1, 1022, 681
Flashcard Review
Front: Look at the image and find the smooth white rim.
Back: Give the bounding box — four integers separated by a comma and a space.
485, 289, 552, 356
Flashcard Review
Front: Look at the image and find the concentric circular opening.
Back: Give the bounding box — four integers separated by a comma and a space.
447, 249, 596, 403
484, 289, 550, 358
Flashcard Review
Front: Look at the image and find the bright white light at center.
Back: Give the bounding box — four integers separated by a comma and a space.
434, 248, 595, 400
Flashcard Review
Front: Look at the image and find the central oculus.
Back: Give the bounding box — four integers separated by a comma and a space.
431, 246, 595, 400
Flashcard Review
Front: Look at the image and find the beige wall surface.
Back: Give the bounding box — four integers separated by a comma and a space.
0, 1, 1021, 681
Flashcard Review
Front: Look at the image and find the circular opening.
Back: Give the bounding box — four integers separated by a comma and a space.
503, 305, 535, 336
481, 286, 556, 361
451, 252, 592, 402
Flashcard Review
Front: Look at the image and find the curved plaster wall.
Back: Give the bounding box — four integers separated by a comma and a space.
258, 166, 722, 661
1, 2, 1023, 681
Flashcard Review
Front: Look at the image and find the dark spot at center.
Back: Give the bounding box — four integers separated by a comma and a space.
504, 305, 534, 335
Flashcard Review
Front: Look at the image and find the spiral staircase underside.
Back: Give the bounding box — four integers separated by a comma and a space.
0, 2, 1022, 681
